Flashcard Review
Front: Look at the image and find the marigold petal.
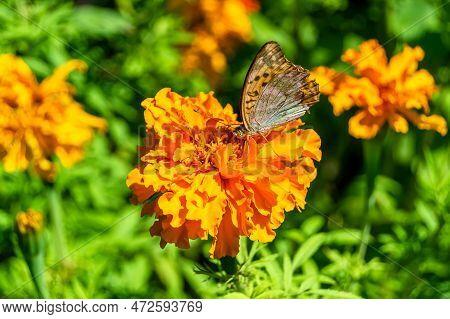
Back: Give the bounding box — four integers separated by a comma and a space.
210, 207, 240, 258
299, 129, 322, 161
385, 45, 424, 82
215, 144, 241, 179
329, 77, 383, 116
402, 69, 437, 112
151, 215, 191, 249
388, 113, 409, 134
3, 140, 28, 172
249, 212, 276, 243
342, 39, 388, 83
348, 110, 385, 139
310, 66, 339, 95
401, 109, 447, 136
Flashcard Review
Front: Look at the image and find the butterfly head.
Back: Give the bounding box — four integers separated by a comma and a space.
233, 124, 248, 137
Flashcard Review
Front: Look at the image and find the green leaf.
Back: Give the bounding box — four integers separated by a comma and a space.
72, 279, 89, 299
387, 0, 440, 41
260, 249, 283, 290
22, 56, 51, 77
255, 289, 284, 299
416, 201, 439, 233
292, 233, 325, 270
301, 216, 325, 236
70, 6, 132, 37
308, 289, 363, 299
154, 256, 183, 296
298, 276, 318, 294
250, 14, 296, 56
325, 229, 362, 246
223, 292, 249, 299
283, 254, 293, 292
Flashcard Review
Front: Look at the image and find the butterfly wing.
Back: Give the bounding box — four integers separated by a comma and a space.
249, 67, 319, 131
240, 41, 319, 132
240, 41, 285, 130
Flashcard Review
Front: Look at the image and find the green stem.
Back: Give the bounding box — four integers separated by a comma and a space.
359, 223, 372, 261
19, 230, 50, 298
28, 249, 50, 299
358, 138, 382, 260
48, 189, 68, 264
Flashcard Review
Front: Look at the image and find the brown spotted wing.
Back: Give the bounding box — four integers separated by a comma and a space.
238, 41, 319, 134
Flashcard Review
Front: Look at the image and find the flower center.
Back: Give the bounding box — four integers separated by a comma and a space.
190, 126, 241, 171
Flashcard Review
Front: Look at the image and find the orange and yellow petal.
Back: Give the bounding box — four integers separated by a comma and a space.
342, 39, 388, 84
384, 45, 424, 82
401, 109, 447, 136
310, 66, 340, 96
348, 110, 386, 139
387, 113, 409, 134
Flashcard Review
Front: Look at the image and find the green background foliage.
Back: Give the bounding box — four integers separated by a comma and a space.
0, 0, 448, 298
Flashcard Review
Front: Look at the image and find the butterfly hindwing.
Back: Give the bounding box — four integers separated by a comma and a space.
251, 69, 319, 131
240, 41, 319, 133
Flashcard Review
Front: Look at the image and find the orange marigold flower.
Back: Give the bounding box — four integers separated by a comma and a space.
126, 88, 321, 258
16, 209, 43, 235
172, 0, 258, 84
0, 54, 106, 179
311, 39, 447, 139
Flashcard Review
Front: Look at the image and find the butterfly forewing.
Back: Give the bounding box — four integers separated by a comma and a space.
240, 42, 284, 130
239, 41, 319, 133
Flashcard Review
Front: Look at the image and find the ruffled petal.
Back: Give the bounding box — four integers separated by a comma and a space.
342, 39, 388, 84
401, 109, 447, 136
388, 113, 409, 134
210, 207, 240, 258
348, 110, 386, 139
385, 45, 424, 82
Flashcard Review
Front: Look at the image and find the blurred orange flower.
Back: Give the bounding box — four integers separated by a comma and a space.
126, 88, 321, 258
16, 208, 43, 235
172, 0, 258, 84
311, 39, 447, 139
0, 54, 106, 179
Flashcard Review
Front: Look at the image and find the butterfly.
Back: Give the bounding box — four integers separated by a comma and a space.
234, 41, 319, 136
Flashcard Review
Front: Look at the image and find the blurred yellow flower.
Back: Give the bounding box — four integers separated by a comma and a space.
0, 54, 106, 179
127, 88, 321, 258
311, 39, 447, 139
172, 0, 258, 84
16, 209, 43, 235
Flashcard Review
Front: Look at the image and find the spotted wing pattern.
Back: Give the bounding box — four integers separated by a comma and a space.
239, 41, 319, 133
